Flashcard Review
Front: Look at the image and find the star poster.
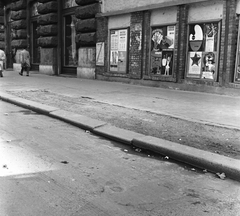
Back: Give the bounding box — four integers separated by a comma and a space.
187, 52, 202, 77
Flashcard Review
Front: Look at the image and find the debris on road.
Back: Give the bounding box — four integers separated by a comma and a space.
164, 156, 169, 160
3, 164, 8, 169
216, 172, 226, 180
123, 149, 128, 152
61, 161, 69, 164
135, 148, 142, 152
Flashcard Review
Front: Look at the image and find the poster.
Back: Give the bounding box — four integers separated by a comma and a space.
118, 30, 127, 51
150, 26, 175, 75
205, 23, 218, 52
110, 29, 128, 73
201, 52, 216, 80
96, 42, 104, 66
187, 52, 202, 77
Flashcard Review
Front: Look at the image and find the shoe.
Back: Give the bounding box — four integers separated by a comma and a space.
19, 72, 23, 76
26, 74, 29, 76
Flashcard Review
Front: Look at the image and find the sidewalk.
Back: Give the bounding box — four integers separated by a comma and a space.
1, 70, 240, 181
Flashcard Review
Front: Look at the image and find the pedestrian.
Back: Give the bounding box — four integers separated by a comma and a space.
19, 47, 30, 76
0, 49, 6, 77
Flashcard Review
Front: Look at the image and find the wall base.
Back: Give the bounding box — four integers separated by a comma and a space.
77, 67, 95, 79
39, 65, 55, 75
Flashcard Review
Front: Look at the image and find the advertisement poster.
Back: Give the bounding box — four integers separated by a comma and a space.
151, 26, 175, 75
118, 30, 127, 51
205, 23, 218, 52
161, 51, 173, 76
187, 52, 202, 77
201, 52, 216, 80
110, 29, 128, 72
96, 42, 104, 66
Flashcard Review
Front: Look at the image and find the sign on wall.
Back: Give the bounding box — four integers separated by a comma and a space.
110, 29, 128, 73
150, 26, 175, 76
187, 22, 219, 80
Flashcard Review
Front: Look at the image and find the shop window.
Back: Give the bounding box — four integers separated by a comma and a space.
150, 26, 175, 76
187, 22, 219, 81
234, 20, 240, 83
64, 14, 77, 67
109, 29, 128, 73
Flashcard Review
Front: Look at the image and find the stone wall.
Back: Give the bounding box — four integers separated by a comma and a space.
0, 5, 4, 50
11, 0, 27, 49
37, 0, 58, 48
75, 0, 100, 47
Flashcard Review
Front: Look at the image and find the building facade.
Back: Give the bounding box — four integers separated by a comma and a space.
96, 0, 240, 92
0, 0, 240, 93
0, 0, 100, 78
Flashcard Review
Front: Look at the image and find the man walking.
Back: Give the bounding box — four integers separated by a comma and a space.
0, 49, 6, 77
19, 47, 30, 76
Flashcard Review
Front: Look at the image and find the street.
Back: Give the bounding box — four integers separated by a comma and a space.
0, 100, 240, 216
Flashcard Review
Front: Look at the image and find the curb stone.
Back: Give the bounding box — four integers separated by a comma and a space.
1, 93, 240, 182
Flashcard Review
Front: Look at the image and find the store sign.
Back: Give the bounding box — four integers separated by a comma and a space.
150, 26, 175, 76
187, 23, 218, 80
110, 29, 128, 73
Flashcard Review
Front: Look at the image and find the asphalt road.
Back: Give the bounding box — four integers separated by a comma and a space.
0, 100, 240, 216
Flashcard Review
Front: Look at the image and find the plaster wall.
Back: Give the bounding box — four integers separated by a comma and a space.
188, 0, 223, 22
150, 7, 177, 26
108, 14, 131, 29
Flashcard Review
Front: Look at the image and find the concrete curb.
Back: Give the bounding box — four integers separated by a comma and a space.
133, 136, 240, 181
0, 92, 59, 115
49, 109, 107, 131
1, 93, 240, 181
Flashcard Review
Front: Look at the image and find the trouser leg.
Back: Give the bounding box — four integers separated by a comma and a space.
26, 67, 29, 76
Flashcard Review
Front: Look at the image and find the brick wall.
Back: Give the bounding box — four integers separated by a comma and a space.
96, 16, 108, 74
129, 12, 143, 79
175, 5, 188, 82
219, 0, 237, 86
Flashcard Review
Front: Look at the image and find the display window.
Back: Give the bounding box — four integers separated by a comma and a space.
187, 22, 219, 81
234, 20, 240, 83
150, 25, 175, 76
109, 29, 128, 73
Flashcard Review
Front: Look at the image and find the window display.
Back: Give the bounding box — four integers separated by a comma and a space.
234, 21, 240, 83
150, 26, 175, 76
187, 23, 219, 80
110, 29, 128, 73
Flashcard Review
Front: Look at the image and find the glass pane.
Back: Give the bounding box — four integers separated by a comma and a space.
63, 0, 78, 9
64, 14, 77, 67
32, 21, 40, 64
